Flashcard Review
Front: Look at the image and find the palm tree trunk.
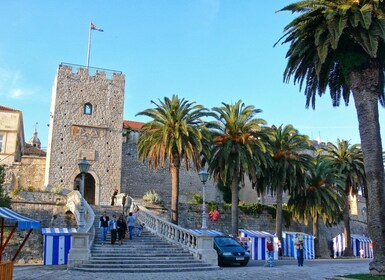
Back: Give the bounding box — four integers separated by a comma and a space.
350, 62, 385, 275
343, 192, 353, 256
231, 173, 239, 237
313, 214, 320, 258
275, 183, 283, 247
170, 165, 180, 224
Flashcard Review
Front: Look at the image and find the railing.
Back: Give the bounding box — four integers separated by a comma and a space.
66, 191, 95, 248
135, 200, 200, 257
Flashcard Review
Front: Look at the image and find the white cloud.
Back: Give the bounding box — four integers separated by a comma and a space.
0, 67, 36, 99
10, 88, 23, 98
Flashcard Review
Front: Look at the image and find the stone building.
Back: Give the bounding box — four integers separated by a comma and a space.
44, 64, 125, 205
0, 105, 24, 165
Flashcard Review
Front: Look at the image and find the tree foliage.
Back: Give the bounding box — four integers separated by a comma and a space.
0, 166, 11, 208
136, 95, 210, 224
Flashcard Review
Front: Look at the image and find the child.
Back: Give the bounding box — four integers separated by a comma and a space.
137, 223, 145, 237
264, 237, 274, 267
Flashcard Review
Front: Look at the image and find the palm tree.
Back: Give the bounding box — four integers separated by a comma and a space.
257, 124, 313, 247
320, 139, 366, 256
136, 95, 210, 224
288, 156, 345, 257
276, 1, 385, 274
208, 100, 270, 236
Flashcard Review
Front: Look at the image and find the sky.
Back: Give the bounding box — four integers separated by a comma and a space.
1, 0, 384, 148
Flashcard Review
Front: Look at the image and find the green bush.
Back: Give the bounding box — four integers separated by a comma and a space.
0, 166, 11, 208
190, 193, 203, 204
142, 189, 162, 205
239, 202, 263, 215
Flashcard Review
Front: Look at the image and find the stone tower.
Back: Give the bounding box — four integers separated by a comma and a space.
45, 64, 125, 205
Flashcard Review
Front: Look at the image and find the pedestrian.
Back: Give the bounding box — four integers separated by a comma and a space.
132, 205, 139, 220
109, 215, 118, 244
122, 194, 127, 215
117, 215, 127, 244
111, 188, 118, 206
264, 237, 274, 267
137, 223, 144, 237
99, 211, 109, 245
294, 233, 304, 266
127, 212, 135, 240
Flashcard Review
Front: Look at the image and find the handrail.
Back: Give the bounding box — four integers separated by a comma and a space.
66, 190, 95, 248
134, 200, 200, 255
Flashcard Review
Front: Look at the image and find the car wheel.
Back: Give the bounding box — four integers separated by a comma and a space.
240, 262, 248, 267
218, 257, 224, 267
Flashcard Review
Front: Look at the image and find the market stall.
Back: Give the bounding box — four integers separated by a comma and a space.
238, 229, 277, 260
282, 231, 315, 259
333, 233, 373, 258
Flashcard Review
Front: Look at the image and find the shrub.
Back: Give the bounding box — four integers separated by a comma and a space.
0, 166, 11, 208
143, 189, 162, 205
239, 202, 263, 216
190, 193, 203, 204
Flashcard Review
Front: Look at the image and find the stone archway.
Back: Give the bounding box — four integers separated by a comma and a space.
74, 173, 96, 205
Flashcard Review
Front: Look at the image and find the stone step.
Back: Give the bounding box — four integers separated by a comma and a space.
87, 259, 205, 264
73, 266, 219, 273
72, 206, 218, 273
78, 262, 213, 269
90, 252, 193, 257
90, 256, 195, 261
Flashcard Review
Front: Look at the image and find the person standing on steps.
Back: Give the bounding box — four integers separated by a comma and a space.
122, 194, 127, 216
127, 212, 135, 240
117, 214, 127, 244
99, 211, 109, 245
111, 189, 118, 206
109, 215, 118, 245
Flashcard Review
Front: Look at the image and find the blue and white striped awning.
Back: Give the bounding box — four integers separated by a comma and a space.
42, 228, 77, 236
351, 234, 371, 242
190, 229, 224, 236
0, 207, 40, 229
239, 229, 274, 238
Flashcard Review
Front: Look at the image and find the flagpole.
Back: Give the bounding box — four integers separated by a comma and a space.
86, 22, 92, 68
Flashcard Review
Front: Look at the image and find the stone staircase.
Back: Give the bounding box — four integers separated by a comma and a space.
72, 206, 218, 272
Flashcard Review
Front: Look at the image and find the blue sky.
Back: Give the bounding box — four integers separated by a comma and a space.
1, 0, 384, 148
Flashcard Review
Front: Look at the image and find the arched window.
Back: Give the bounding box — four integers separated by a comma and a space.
84, 103, 92, 115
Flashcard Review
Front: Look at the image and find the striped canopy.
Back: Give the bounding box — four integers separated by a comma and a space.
238, 229, 273, 238
42, 228, 77, 236
0, 207, 40, 229
189, 229, 223, 236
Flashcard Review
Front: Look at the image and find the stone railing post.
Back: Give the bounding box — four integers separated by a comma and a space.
67, 232, 91, 267
196, 234, 218, 266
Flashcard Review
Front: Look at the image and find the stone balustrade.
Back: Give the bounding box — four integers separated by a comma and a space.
66, 190, 95, 267
135, 200, 218, 266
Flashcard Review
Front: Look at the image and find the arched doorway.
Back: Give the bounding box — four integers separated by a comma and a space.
74, 173, 96, 205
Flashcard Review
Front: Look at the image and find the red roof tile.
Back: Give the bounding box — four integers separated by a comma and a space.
0, 105, 19, 112
123, 120, 144, 130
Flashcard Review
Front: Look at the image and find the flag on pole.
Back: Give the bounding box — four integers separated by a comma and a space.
90, 22, 104, 32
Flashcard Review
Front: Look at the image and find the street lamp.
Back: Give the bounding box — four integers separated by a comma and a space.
198, 169, 209, 235
77, 157, 91, 232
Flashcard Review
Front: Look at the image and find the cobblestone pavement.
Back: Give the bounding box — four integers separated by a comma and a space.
13, 259, 371, 280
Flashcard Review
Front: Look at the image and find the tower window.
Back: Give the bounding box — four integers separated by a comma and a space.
84, 103, 92, 115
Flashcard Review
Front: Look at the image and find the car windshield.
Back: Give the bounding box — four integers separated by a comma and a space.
216, 237, 241, 247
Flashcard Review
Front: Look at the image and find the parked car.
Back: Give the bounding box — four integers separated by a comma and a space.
213, 235, 250, 266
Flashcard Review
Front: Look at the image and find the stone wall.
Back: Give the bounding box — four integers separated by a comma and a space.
18, 156, 46, 191
121, 136, 221, 206
45, 64, 125, 205
2, 192, 76, 264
